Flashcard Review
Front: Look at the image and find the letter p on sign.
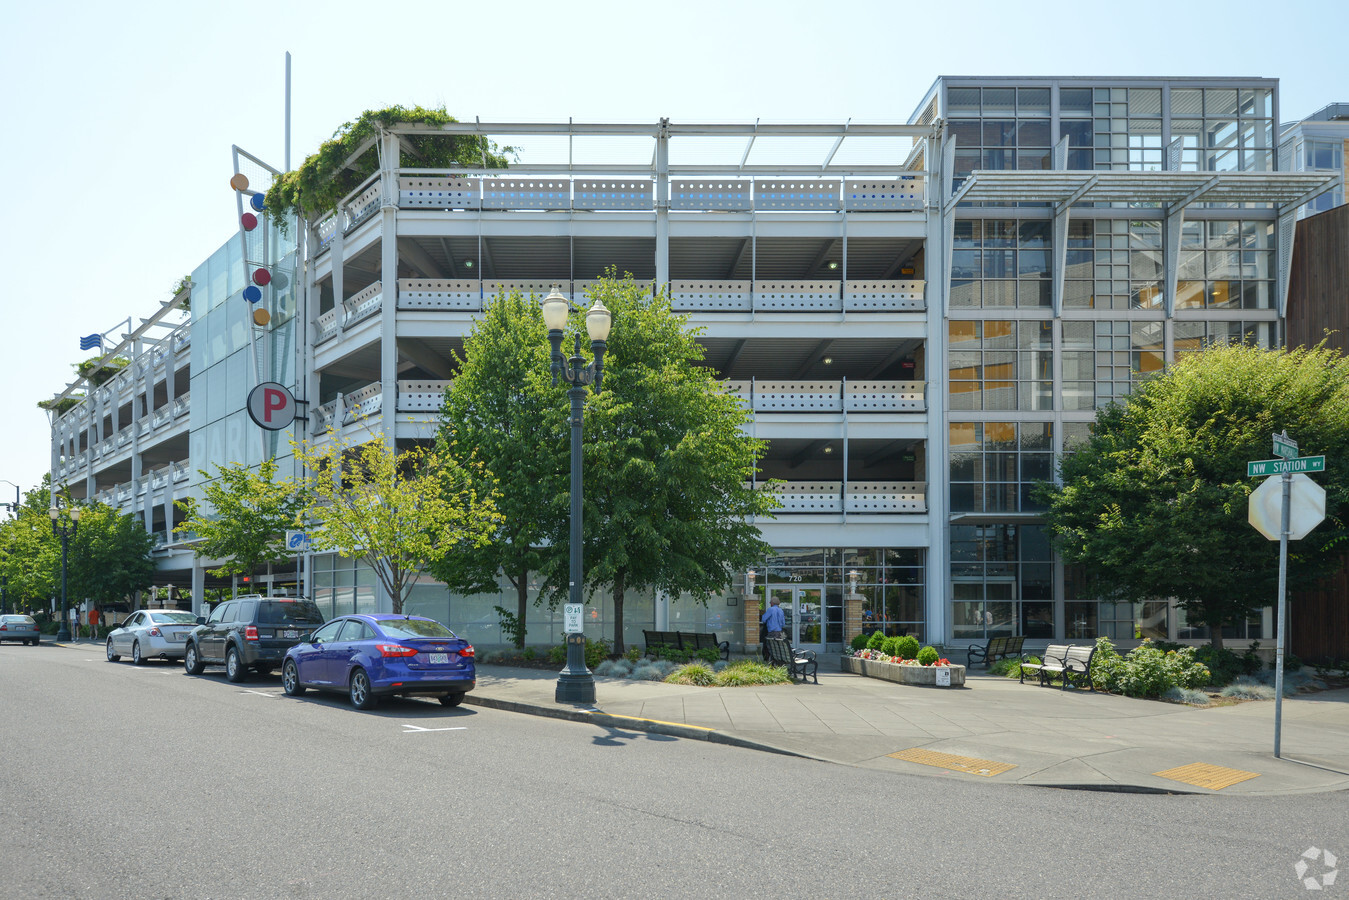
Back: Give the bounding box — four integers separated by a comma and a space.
247, 382, 297, 430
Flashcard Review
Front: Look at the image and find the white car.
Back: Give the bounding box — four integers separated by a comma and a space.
107, 610, 199, 665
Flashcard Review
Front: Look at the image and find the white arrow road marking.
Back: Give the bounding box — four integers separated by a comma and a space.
401, 723, 467, 733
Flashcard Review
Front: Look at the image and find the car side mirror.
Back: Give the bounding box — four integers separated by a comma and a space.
196, 616, 206, 625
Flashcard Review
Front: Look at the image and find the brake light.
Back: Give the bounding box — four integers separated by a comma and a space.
0, 625, 6, 631
377, 643, 418, 658
244, 626, 259, 641
148, 627, 162, 637
459, 645, 475, 658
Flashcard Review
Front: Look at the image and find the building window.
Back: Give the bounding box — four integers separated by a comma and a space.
949, 422, 1053, 514
1170, 87, 1274, 173
1061, 320, 1164, 411
1174, 320, 1279, 359
950, 219, 1052, 309
948, 320, 1053, 411
1175, 220, 1275, 310
951, 523, 1053, 640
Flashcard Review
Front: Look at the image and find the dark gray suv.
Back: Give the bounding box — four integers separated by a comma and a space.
184, 597, 326, 683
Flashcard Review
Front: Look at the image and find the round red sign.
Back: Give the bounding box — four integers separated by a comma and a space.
247, 382, 296, 430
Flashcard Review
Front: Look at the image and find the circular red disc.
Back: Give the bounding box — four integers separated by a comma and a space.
253, 268, 271, 286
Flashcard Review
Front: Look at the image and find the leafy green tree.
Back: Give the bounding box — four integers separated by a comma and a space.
0, 483, 58, 611
431, 290, 565, 647
176, 459, 308, 579
293, 436, 503, 614
1036, 345, 1349, 650
69, 503, 156, 607
544, 274, 779, 655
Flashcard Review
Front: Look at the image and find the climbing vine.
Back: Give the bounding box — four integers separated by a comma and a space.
264, 105, 513, 234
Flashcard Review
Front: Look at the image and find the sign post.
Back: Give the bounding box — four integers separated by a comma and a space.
1247, 434, 1328, 758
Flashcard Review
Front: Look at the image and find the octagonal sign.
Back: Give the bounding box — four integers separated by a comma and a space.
1248, 473, 1325, 541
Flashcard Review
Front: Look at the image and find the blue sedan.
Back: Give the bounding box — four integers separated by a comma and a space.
282, 614, 475, 710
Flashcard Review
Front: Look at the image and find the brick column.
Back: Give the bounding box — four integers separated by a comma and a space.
844, 592, 864, 646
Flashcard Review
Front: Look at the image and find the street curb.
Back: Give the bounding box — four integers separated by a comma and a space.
462, 693, 816, 760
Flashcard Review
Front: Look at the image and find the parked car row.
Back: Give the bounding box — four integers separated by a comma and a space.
104, 596, 476, 710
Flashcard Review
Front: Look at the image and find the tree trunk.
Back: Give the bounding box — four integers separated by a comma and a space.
1208, 622, 1225, 652
612, 569, 626, 656
515, 569, 529, 650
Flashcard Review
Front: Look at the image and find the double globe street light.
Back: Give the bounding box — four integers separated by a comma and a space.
50, 499, 81, 642
541, 285, 611, 705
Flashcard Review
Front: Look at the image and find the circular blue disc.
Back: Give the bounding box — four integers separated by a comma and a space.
250, 193, 266, 212
243, 285, 262, 303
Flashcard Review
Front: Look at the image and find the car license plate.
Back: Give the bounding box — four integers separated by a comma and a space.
428, 653, 449, 664
283, 630, 299, 639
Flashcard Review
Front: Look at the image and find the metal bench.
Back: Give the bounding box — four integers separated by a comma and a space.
643, 630, 682, 659
1019, 643, 1071, 686
765, 637, 818, 684
968, 635, 1025, 668
680, 631, 730, 661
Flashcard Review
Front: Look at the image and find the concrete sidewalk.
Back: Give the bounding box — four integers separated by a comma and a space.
468, 661, 1349, 796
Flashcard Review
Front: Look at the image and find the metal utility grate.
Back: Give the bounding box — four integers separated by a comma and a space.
1152, 763, 1260, 791
888, 748, 1016, 777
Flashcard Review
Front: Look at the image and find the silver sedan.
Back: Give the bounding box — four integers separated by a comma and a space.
0, 615, 41, 645
107, 610, 199, 665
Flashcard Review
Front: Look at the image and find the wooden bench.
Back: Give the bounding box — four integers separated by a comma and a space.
967, 635, 1025, 668
765, 638, 818, 684
643, 630, 730, 661
1019, 643, 1097, 691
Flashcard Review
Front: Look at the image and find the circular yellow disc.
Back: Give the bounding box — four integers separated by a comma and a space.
252, 308, 271, 326
230, 173, 250, 192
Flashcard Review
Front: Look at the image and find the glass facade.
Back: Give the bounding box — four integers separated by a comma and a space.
949, 422, 1053, 514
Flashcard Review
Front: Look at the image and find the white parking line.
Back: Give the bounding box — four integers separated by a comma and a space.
401, 723, 467, 733
240, 690, 277, 698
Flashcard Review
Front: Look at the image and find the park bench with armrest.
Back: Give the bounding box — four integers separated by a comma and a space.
1019, 643, 1071, 686
967, 635, 1025, 668
643, 630, 731, 661
765, 637, 818, 684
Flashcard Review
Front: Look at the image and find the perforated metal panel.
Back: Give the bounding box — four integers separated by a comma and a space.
670, 180, 753, 210
484, 280, 560, 299
397, 381, 452, 412
721, 380, 752, 409
316, 214, 338, 249
574, 180, 652, 210
671, 281, 752, 312
397, 279, 481, 311
844, 381, 925, 412
844, 280, 925, 311
312, 401, 337, 435
315, 308, 341, 345
343, 282, 383, 327
755, 180, 841, 210
766, 481, 843, 513
844, 178, 924, 211
345, 183, 382, 231
751, 381, 842, 412
482, 179, 570, 210
342, 383, 383, 425
845, 482, 926, 513
755, 281, 842, 312
399, 177, 482, 209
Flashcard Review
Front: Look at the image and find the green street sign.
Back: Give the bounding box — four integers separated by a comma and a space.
1273, 433, 1298, 460
1248, 456, 1326, 477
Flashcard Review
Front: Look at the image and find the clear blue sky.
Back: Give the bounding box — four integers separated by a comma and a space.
2, 0, 1346, 501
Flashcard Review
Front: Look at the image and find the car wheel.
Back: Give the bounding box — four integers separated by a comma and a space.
106, 639, 121, 663
183, 642, 204, 675
439, 693, 464, 707
31, 638, 40, 646
282, 660, 305, 696
225, 646, 246, 683
349, 668, 378, 710
132, 641, 145, 666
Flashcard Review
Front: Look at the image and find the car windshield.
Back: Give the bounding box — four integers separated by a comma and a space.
4, 616, 35, 625
260, 601, 325, 626
376, 618, 456, 639
149, 612, 197, 624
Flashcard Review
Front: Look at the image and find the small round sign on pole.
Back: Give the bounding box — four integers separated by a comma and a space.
246, 382, 296, 430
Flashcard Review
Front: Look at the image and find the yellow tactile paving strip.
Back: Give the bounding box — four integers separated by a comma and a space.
888, 748, 1017, 777
1152, 762, 1261, 790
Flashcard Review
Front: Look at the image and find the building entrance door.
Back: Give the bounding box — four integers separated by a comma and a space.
769, 585, 825, 655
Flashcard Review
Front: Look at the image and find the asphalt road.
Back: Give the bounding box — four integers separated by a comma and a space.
2, 643, 1347, 900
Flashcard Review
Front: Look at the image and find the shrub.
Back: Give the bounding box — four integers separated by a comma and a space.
894, 635, 920, 661
1193, 645, 1260, 687
1220, 677, 1275, 700
630, 661, 676, 681
880, 636, 899, 657
850, 633, 870, 652
991, 657, 1027, 678
1162, 686, 1211, 706
584, 637, 610, 670
624, 647, 642, 664
594, 659, 633, 678
546, 645, 566, 665
866, 630, 887, 651
665, 662, 716, 686
1093, 638, 1210, 698
916, 646, 939, 666
713, 660, 792, 686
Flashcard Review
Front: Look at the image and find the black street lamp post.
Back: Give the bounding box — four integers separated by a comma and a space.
542, 285, 611, 705
50, 500, 81, 642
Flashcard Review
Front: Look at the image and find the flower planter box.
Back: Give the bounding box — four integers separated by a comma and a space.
840, 655, 966, 687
